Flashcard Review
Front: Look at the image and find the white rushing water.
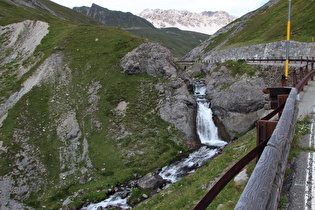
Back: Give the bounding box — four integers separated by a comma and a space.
194, 82, 227, 147
83, 81, 226, 209
159, 146, 219, 183
82, 190, 131, 210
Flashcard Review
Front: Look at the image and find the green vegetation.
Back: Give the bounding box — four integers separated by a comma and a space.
74, 4, 209, 58
0, 23, 186, 208
279, 117, 312, 208
129, 188, 154, 204
136, 130, 257, 209
288, 116, 312, 161
207, 0, 315, 50
214, 60, 258, 77
0, 0, 100, 26
0, 1, 186, 208
120, 27, 209, 58
204, 26, 236, 53
1, 0, 314, 208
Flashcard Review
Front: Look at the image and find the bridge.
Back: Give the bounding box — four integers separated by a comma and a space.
192, 57, 315, 209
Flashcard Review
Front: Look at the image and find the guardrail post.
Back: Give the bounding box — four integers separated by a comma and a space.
281, 75, 287, 87
293, 70, 298, 86
300, 67, 304, 81
256, 120, 278, 146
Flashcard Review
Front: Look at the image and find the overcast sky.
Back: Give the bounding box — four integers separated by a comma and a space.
50, 0, 269, 17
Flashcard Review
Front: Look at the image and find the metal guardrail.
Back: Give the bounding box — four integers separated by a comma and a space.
193, 58, 315, 210
247, 57, 315, 65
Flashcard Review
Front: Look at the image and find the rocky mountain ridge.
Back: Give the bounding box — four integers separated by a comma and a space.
73, 3, 209, 57
73, 3, 155, 29
138, 9, 237, 35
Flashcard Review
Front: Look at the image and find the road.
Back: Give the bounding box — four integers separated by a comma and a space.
284, 80, 315, 210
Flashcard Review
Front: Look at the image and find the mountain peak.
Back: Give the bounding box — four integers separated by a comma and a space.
138, 9, 237, 35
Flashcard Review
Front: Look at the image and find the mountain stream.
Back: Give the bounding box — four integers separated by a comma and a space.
83, 80, 227, 209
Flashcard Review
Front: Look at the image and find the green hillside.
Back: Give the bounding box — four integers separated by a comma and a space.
0, 0, 100, 25
203, 0, 315, 52
73, 4, 209, 58
130, 27, 209, 57
226, 0, 314, 48
0, 0, 187, 208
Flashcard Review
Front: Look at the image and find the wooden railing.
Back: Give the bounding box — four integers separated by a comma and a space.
235, 88, 299, 209
193, 58, 315, 210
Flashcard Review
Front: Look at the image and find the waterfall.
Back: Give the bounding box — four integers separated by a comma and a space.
194, 81, 227, 147
82, 81, 227, 210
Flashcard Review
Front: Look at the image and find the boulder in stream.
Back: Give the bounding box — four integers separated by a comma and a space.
137, 173, 166, 189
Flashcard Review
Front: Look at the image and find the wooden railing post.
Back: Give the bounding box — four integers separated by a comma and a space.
281, 75, 287, 87
293, 70, 298, 86
300, 67, 304, 80
256, 120, 278, 146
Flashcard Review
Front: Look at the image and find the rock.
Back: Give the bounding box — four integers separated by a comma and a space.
79, 177, 87, 185
158, 81, 199, 149
121, 42, 199, 148
66, 127, 80, 140
62, 197, 72, 206
204, 66, 267, 139
120, 43, 177, 78
137, 173, 166, 189
234, 168, 249, 190
217, 204, 225, 210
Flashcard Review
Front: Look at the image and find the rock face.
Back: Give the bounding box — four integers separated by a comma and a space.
121, 42, 178, 78
73, 3, 154, 29
185, 62, 270, 139
121, 43, 199, 148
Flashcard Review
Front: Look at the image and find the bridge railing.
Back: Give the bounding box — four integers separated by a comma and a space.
193, 57, 315, 210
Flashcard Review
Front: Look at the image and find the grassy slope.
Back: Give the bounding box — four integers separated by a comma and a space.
0, 0, 100, 25
73, 5, 209, 58
206, 0, 315, 51
136, 131, 257, 209
0, 0, 186, 208
129, 27, 209, 58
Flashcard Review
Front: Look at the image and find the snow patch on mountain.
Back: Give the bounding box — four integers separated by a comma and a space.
138, 9, 237, 35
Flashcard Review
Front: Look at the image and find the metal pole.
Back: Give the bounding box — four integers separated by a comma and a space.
285, 0, 292, 80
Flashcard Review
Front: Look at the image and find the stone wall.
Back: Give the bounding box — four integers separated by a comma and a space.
201, 41, 315, 63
